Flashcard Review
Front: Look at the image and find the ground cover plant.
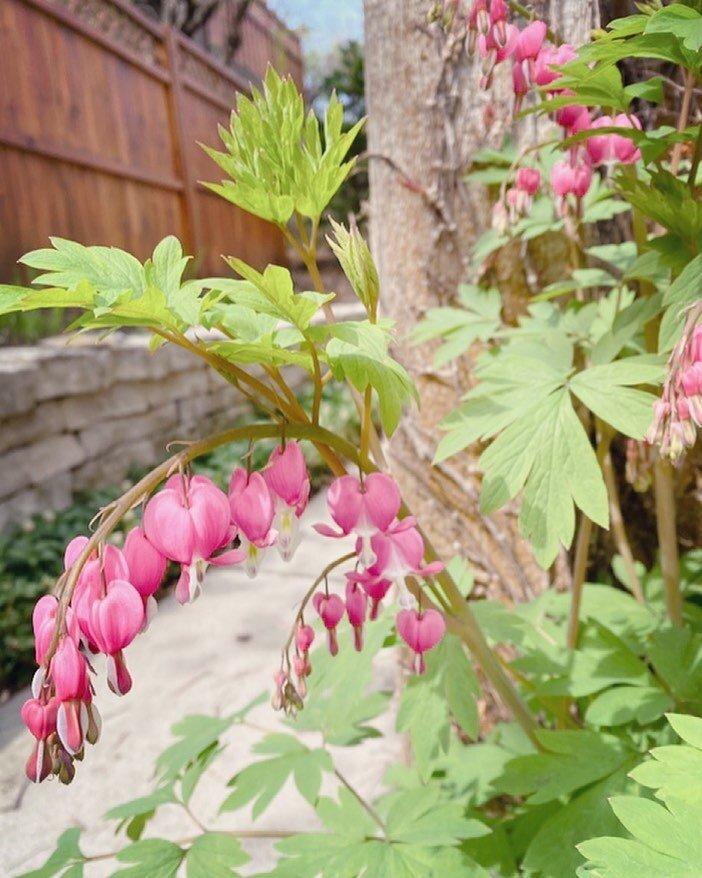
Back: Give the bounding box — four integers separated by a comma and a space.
2, 2, 702, 874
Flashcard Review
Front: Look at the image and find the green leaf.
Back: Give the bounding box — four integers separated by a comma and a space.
397, 672, 452, 780
15, 829, 85, 878
645, 4, 702, 53
21, 237, 145, 305
186, 833, 249, 877
570, 356, 664, 438
156, 714, 234, 782
224, 260, 333, 331
148, 236, 191, 307
578, 834, 699, 878
292, 613, 393, 744
203, 68, 362, 224
579, 794, 702, 878
105, 785, 178, 841
666, 712, 702, 749
221, 734, 332, 818
659, 254, 702, 351
480, 389, 608, 568
325, 322, 418, 435
209, 339, 313, 371
326, 219, 379, 316
585, 686, 673, 727
384, 787, 490, 846
0, 281, 96, 317
648, 628, 702, 706
523, 767, 638, 878
440, 635, 481, 740
498, 730, 633, 805
412, 286, 502, 367
114, 840, 184, 878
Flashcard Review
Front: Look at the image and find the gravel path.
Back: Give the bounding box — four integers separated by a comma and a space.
0, 495, 400, 877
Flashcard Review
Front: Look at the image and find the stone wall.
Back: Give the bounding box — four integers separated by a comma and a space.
0, 333, 267, 531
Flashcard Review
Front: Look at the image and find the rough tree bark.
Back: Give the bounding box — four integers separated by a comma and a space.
364, 0, 599, 601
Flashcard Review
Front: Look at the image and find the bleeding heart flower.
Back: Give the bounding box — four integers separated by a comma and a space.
361, 522, 444, 607
345, 581, 368, 651
145, 473, 241, 604
534, 43, 577, 88
51, 637, 89, 755
263, 441, 310, 561
516, 167, 541, 196
396, 608, 446, 674
314, 472, 402, 567
69, 544, 131, 646
585, 114, 641, 166
551, 157, 592, 210
313, 593, 346, 656
346, 570, 392, 620
124, 526, 167, 598
514, 19, 547, 63
296, 623, 315, 654
88, 579, 145, 696
229, 469, 278, 577
33, 595, 80, 666
21, 696, 59, 784
21, 696, 59, 740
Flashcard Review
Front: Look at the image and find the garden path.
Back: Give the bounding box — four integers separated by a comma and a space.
0, 494, 401, 877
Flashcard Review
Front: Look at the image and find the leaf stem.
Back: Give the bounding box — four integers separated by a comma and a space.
654, 458, 683, 627
601, 447, 644, 603
671, 69, 695, 177
566, 514, 593, 650
333, 766, 387, 834
282, 551, 358, 659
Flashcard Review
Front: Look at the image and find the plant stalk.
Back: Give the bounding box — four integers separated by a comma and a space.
601, 448, 644, 603
654, 458, 683, 627
566, 514, 593, 650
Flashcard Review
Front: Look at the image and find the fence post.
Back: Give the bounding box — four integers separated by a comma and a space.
164, 26, 199, 257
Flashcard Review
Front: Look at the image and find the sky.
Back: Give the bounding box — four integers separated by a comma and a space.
268, 0, 363, 53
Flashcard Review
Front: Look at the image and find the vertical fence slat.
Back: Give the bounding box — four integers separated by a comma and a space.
165, 27, 198, 257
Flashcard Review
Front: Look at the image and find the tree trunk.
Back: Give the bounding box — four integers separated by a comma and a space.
364, 0, 598, 601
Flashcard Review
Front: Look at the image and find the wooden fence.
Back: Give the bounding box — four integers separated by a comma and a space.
0, 0, 303, 281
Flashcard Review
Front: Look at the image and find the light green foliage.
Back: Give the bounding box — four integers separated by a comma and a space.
578, 715, 702, 877
327, 219, 379, 318
220, 734, 333, 817
433, 299, 663, 565
203, 67, 363, 224
397, 634, 481, 779
410, 285, 502, 367
291, 611, 393, 744
17, 829, 85, 878
323, 320, 418, 435
658, 253, 702, 350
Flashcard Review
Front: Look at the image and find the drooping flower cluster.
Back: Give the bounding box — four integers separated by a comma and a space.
22, 441, 447, 781
272, 472, 446, 716
22, 441, 311, 784
647, 313, 702, 460
466, 1, 642, 222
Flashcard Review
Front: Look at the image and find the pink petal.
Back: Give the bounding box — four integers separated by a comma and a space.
264, 442, 310, 512
189, 480, 232, 557
326, 475, 363, 534
124, 527, 167, 597
64, 536, 90, 570
51, 638, 87, 702
312, 523, 346, 538
143, 487, 197, 564
229, 471, 275, 544
359, 473, 401, 534
416, 609, 447, 653
89, 580, 144, 654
